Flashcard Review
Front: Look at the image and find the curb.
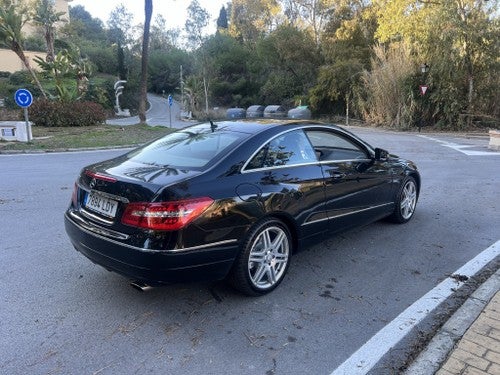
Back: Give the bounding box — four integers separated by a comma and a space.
331, 242, 499, 375
404, 269, 500, 374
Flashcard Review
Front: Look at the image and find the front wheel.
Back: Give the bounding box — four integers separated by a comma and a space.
229, 218, 292, 296
388, 176, 418, 223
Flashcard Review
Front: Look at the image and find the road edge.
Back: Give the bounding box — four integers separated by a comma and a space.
331, 240, 500, 375
403, 268, 500, 374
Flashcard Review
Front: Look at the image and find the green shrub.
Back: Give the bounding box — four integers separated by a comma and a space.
8, 71, 32, 86
29, 99, 106, 127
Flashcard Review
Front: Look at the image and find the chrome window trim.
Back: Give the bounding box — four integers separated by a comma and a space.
242, 160, 320, 174
241, 128, 316, 173
241, 158, 374, 174
241, 125, 374, 174
319, 158, 373, 165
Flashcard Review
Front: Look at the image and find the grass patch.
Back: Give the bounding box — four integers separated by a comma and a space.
0, 124, 175, 151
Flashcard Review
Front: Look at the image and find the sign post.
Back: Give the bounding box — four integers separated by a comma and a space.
168, 94, 173, 128
14, 89, 33, 141
418, 85, 429, 133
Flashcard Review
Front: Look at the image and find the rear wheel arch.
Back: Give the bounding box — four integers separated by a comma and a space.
265, 213, 298, 253
408, 171, 421, 197
228, 215, 294, 296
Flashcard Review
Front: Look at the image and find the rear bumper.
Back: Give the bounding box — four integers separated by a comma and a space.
64, 212, 239, 285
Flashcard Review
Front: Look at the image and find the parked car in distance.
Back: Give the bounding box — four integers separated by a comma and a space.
64, 120, 420, 296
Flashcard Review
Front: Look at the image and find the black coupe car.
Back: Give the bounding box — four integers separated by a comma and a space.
64, 120, 420, 295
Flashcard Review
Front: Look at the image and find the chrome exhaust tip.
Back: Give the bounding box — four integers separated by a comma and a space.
130, 280, 154, 292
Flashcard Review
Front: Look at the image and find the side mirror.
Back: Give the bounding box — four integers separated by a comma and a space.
375, 148, 389, 160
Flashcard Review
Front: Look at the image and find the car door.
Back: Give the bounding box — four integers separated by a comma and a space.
243, 129, 329, 241
304, 128, 394, 233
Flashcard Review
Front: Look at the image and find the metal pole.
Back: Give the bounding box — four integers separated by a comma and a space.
24, 107, 32, 141
346, 95, 350, 126
169, 105, 172, 128
180, 65, 184, 112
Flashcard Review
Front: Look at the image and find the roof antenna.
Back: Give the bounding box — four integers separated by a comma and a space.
209, 119, 217, 133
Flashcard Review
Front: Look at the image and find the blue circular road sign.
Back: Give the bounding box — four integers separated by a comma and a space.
14, 89, 33, 108
168, 94, 173, 107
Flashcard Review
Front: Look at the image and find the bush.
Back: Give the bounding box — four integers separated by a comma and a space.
29, 99, 106, 127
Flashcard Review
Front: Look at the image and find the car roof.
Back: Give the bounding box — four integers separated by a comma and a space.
204, 119, 344, 135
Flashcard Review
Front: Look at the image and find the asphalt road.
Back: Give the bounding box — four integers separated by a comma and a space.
106, 94, 189, 129
0, 129, 498, 375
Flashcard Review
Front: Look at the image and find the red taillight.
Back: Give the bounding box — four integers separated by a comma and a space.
121, 197, 214, 231
84, 170, 117, 183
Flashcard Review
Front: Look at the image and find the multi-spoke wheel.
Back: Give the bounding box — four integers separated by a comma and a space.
229, 218, 292, 296
388, 176, 418, 223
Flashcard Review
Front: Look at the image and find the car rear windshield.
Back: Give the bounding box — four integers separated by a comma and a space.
126, 123, 246, 169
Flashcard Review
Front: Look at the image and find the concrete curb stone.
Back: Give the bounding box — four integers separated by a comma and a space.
404, 269, 500, 374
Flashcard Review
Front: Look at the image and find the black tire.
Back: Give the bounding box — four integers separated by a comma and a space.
388, 176, 418, 224
228, 218, 292, 296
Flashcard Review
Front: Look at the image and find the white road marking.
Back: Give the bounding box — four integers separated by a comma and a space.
418, 135, 499, 156
331, 240, 500, 375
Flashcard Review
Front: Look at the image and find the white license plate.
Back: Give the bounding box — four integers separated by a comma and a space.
85, 191, 118, 218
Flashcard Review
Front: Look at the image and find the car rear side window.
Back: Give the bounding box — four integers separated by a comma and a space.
127, 124, 244, 168
246, 130, 317, 170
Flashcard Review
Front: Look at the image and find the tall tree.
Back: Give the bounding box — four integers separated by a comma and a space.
229, 0, 281, 43
107, 5, 133, 80
150, 15, 181, 50
374, 0, 499, 128
280, 0, 335, 45
107, 4, 133, 47
65, 5, 106, 42
216, 6, 229, 32
32, 0, 66, 62
0, 2, 47, 98
257, 25, 319, 104
138, 0, 153, 124
185, 0, 210, 113
185, 0, 209, 47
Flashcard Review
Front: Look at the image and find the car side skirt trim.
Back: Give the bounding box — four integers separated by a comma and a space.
301, 202, 394, 226
329, 202, 394, 220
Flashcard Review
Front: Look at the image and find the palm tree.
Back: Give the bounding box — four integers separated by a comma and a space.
138, 0, 153, 124
0, 4, 47, 98
32, 0, 66, 63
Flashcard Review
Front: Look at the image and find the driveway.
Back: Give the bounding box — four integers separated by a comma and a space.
106, 94, 192, 129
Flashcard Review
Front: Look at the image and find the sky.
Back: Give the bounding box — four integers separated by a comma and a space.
70, 0, 228, 34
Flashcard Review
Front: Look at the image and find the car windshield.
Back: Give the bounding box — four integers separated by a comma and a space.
126, 123, 246, 169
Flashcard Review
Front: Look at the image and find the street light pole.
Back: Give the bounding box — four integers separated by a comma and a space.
418, 63, 429, 132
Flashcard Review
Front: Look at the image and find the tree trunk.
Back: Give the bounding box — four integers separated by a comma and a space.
12, 42, 47, 99
45, 25, 55, 62
203, 75, 209, 115
138, 0, 153, 124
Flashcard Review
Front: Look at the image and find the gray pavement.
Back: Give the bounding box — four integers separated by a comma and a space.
106, 93, 192, 129
405, 268, 500, 374
1, 125, 498, 374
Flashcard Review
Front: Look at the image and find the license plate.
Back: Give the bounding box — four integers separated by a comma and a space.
84, 191, 118, 218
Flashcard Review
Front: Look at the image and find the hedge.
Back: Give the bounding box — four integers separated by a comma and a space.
29, 99, 106, 127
